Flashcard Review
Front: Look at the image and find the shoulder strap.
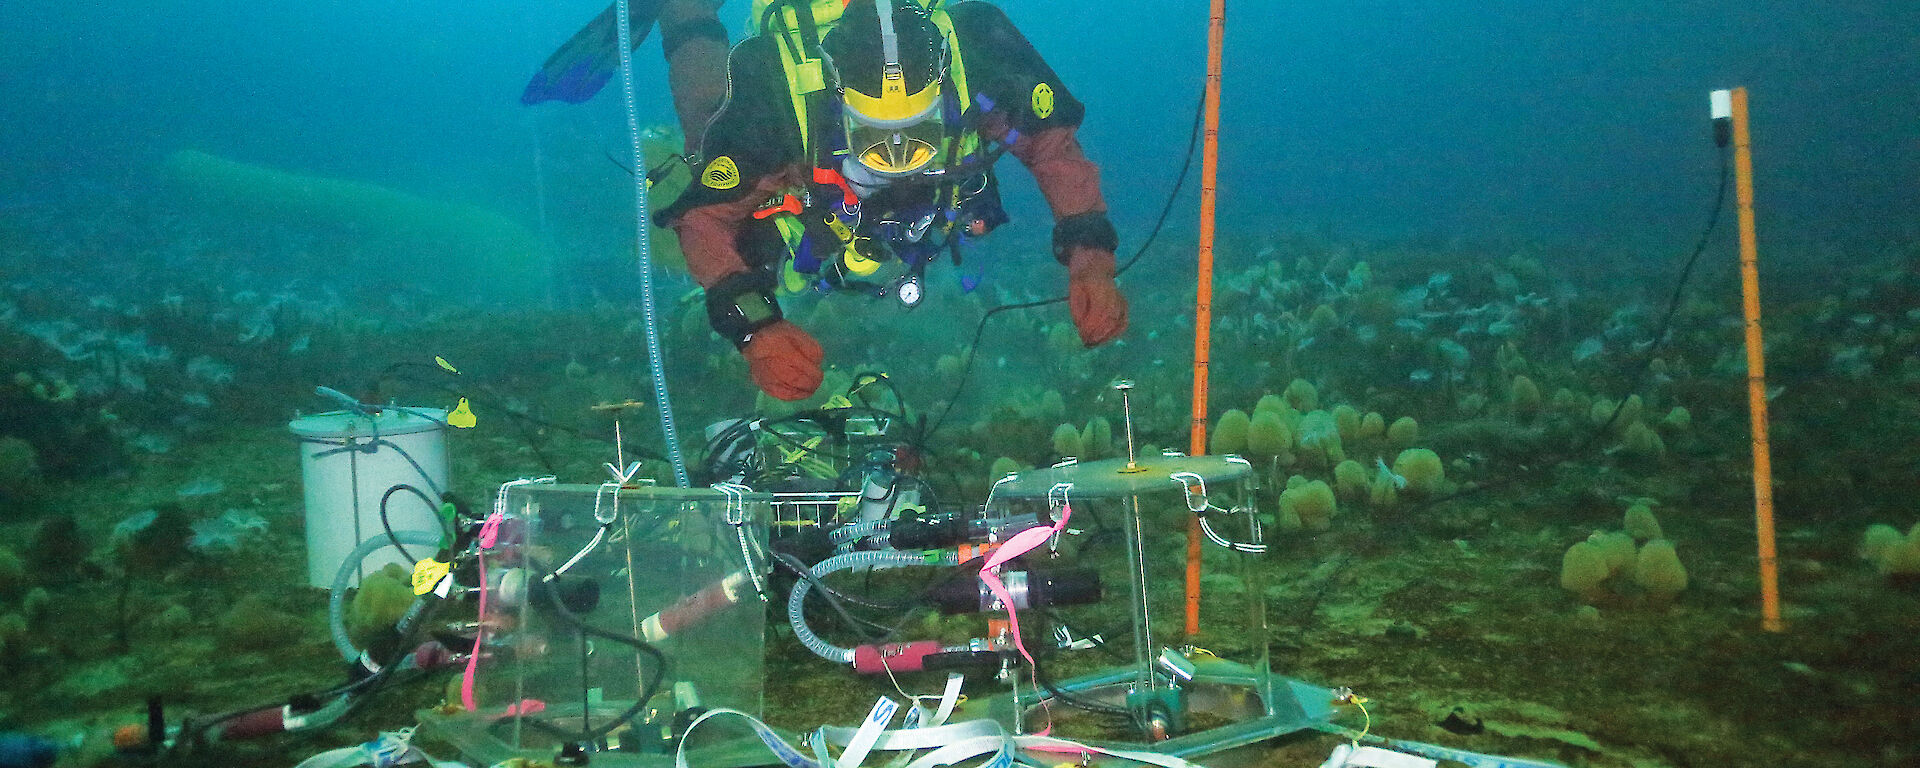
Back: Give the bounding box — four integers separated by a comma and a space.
746, 1, 830, 160
926, 9, 969, 112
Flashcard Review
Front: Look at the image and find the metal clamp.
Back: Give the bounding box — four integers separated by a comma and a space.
483, 476, 555, 551
1046, 481, 1075, 513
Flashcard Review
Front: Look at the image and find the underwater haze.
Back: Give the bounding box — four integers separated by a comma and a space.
2, 1, 1919, 767
3, 1, 1917, 256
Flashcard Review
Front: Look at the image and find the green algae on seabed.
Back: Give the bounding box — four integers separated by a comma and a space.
1, 237, 1917, 767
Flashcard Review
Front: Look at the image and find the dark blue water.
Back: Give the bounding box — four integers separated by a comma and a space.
3, 0, 1915, 267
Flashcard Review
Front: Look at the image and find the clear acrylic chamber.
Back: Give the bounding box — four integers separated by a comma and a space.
421, 484, 772, 766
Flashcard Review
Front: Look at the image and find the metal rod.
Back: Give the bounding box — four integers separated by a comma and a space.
1125, 495, 1154, 691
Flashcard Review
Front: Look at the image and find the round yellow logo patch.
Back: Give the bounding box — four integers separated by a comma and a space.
702, 156, 740, 189
1031, 83, 1055, 120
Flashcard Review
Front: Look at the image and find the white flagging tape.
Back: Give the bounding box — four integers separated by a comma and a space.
838, 697, 900, 768
679, 707, 1207, 768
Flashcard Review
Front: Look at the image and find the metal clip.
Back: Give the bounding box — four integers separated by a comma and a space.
1170, 472, 1208, 513
1045, 482, 1074, 520
712, 482, 766, 599
713, 482, 751, 526
907, 212, 934, 243
1045, 482, 1074, 555
592, 481, 622, 524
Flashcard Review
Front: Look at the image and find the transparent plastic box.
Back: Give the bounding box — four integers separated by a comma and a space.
421, 484, 772, 766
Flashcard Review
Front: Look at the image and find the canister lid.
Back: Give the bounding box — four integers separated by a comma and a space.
289, 407, 448, 439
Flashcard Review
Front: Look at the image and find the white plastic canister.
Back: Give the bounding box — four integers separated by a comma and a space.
289, 408, 450, 587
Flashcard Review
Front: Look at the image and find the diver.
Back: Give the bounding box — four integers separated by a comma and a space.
538, 0, 1129, 401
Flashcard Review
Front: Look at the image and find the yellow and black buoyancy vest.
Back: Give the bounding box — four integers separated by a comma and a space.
747, 0, 997, 294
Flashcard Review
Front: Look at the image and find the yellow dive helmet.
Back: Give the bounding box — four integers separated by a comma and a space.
830, 0, 948, 178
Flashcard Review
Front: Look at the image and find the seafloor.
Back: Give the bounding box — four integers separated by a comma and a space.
1, 207, 1916, 767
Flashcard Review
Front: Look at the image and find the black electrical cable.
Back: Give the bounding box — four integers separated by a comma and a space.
902, 473, 942, 516
1039, 607, 1130, 662
1024, 610, 1132, 720
776, 552, 911, 613
378, 368, 669, 466
698, 375, 928, 484
607, 150, 694, 187
927, 83, 1209, 437
506, 560, 670, 744
847, 370, 928, 449
749, 405, 918, 464
755, 417, 868, 463
379, 483, 446, 564
699, 416, 764, 481
782, 554, 1005, 650
369, 363, 578, 472
848, 371, 908, 415
1409, 145, 1733, 514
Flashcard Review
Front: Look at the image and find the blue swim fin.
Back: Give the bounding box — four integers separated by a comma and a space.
522, 0, 665, 105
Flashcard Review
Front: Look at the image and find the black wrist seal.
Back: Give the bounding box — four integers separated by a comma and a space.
1052, 211, 1118, 264
706, 271, 783, 349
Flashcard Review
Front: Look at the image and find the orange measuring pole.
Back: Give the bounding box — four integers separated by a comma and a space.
1720, 87, 1783, 632
1185, 0, 1226, 638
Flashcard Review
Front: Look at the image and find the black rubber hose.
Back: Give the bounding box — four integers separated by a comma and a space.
520, 560, 670, 743
927, 81, 1210, 437
379, 483, 446, 564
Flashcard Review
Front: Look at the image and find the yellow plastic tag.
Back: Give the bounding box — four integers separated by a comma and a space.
794, 58, 825, 94
778, 436, 823, 464
448, 397, 477, 428
412, 558, 452, 596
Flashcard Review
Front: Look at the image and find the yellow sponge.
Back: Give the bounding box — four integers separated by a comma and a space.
1280, 479, 1337, 531
1392, 448, 1446, 496
1559, 542, 1610, 603
1211, 409, 1250, 456
1633, 540, 1688, 603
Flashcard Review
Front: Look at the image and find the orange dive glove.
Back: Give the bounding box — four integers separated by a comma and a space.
742, 320, 824, 401
1066, 246, 1128, 347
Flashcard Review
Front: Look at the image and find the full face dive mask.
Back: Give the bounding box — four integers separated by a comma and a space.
837, 0, 948, 179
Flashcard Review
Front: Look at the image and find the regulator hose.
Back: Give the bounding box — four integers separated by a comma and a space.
786, 549, 960, 664
329, 531, 442, 662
